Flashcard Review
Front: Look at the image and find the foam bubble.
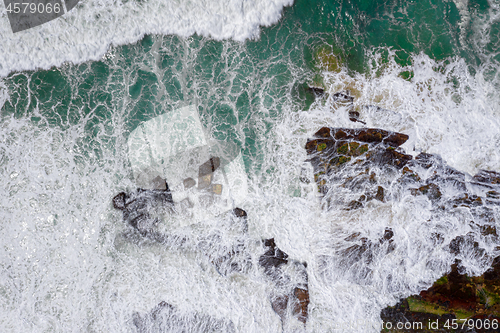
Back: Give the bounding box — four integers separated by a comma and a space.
0, 0, 293, 77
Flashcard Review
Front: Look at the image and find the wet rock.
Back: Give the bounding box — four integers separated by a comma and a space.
306, 86, 325, 97
327, 128, 408, 147
259, 238, 288, 273
368, 147, 412, 168
332, 91, 354, 104
339, 229, 396, 267
133, 301, 235, 333
232, 207, 247, 218
198, 157, 220, 189
473, 170, 500, 185
270, 294, 289, 321
348, 109, 361, 123
375, 186, 385, 202
305, 127, 411, 198
306, 127, 500, 298
452, 193, 483, 208
410, 183, 442, 201
420, 261, 479, 309
484, 256, 500, 281
382, 228, 394, 242
259, 238, 310, 325
112, 183, 174, 236
305, 127, 500, 222
381, 258, 500, 332
448, 234, 486, 260
292, 287, 310, 324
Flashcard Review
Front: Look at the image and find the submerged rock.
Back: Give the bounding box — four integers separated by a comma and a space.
259, 238, 310, 325
305, 127, 500, 217
133, 301, 235, 333
306, 126, 500, 292
113, 180, 174, 236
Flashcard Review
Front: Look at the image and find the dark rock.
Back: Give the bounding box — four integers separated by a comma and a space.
233, 207, 247, 218
305, 127, 411, 199
375, 186, 385, 202
484, 256, 500, 281
348, 110, 367, 124
473, 170, 500, 185
270, 294, 289, 321
306, 86, 325, 97
112, 192, 127, 210
414, 152, 437, 169
112, 187, 174, 235
420, 260, 478, 309
382, 228, 394, 242
183, 177, 196, 189
448, 234, 487, 266
410, 183, 442, 201
292, 287, 310, 324
452, 193, 483, 208
381, 258, 500, 332
368, 147, 412, 168
348, 110, 360, 122
303, 129, 500, 331
259, 238, 288, 272
316, 127, 409, 147
259, 239, 309, 325
337, 230, 397, 273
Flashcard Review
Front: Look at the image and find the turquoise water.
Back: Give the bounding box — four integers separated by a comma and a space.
1, 0, 500, 331
2, 0, 498, 165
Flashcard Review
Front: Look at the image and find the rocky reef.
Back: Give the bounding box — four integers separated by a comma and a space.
306, 126, 500, 331
381, 258, 500, 332
113, 189, 310, 330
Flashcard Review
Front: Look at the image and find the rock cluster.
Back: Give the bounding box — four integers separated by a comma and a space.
112, 191, 310, 329
305, 127, 500, 330
259, 238, 310, 325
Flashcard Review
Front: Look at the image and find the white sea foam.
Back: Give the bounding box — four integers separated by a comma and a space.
0, 0, 293, 77
1, 7, 500, 332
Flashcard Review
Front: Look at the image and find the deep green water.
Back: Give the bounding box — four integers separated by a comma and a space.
2, 0, 498, 175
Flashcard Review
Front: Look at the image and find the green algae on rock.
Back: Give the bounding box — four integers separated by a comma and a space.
381, 259, 500, 332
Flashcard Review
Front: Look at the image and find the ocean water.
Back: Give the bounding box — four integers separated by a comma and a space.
1, 0, 500, 332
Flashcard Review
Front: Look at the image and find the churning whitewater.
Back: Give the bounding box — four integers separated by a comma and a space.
1, 0, 500, 332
